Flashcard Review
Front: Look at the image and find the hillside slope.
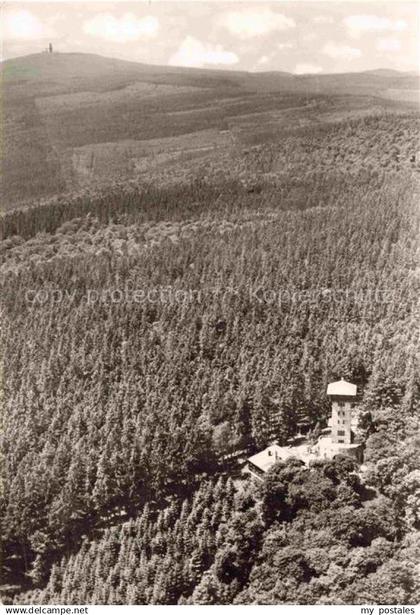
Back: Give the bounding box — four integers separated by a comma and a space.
1, 118, 419, 604
1, 53, 419, 210
1, 52, 419, 606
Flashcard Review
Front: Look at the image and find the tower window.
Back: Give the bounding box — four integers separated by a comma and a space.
337, 430, 345, 436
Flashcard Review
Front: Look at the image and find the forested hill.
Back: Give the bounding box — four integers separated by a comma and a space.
17, 450, 420, 605
1, 55, 419, 605
1, 52, 419, 210
3, 52, 418, 95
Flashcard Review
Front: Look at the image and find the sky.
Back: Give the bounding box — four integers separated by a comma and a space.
1, 1, 419, 73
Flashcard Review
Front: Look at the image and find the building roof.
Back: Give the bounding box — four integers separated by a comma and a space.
247, 433, 363, 473
247, 445, 286, 472
248, 442, 318, 472
327, 378, 357, 397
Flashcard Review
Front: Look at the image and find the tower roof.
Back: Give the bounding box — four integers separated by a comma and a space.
327, 378, 357, 397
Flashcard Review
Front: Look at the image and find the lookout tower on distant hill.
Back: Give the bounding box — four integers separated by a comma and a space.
327, 378, 357, 445
48, 43, 53, 53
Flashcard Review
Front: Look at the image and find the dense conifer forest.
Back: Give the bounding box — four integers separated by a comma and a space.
1, 101, 419, 603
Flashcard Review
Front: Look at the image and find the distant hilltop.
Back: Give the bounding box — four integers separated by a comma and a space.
1, 50, 418, 211
2, 51, 419, 99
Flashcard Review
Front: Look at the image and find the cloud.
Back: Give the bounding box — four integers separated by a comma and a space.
344, 15, 407, 37
2, 9, 54, 40
169, 36, 239, 68
376, 37, 401, 52
314, 16, 334, 25
254, 43, 294, 70
83, 13, 159, 43
257, 55, 270, 66
322, 42, 362, 61
301, 32, 317, 44
219, 8, 295, 39
294, 63, 323, 75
